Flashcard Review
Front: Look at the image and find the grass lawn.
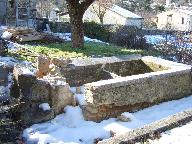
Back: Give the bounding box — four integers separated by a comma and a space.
9, 42, 160, 62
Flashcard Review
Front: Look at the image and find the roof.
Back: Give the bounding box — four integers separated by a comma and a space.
157, 8, 192, 16
109, 5, 143, 19
177, 9, 192, 15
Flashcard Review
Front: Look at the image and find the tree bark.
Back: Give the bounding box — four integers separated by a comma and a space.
70, 12, 84, 48
66, 0, 95, 48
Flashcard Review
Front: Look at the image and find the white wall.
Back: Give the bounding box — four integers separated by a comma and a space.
157, 10, 192, 31
83, 3, 143, 28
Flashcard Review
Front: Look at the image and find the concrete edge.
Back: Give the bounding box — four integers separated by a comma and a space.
98, 108, 192, 144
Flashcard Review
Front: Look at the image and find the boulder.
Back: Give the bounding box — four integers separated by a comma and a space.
50, 83, 73, 115
36, 55, 50, 78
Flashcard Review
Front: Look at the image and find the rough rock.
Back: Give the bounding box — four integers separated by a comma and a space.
0, 64, 8, 86
30, 79, 50, 102
0, 40, 5, 56
50, 83, 73, 115
36, 55, 50, 78
12, 64, 73, 125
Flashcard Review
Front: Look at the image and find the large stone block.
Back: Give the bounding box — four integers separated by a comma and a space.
13, 65, 36, 98
36, 55, 50, 78
0, 40, 5, 56
82, 56, 192, 122
0, 64, 8, 86
30, 79, 51, 102
50, 83, 73, 115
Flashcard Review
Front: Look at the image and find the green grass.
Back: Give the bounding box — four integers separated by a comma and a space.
23, 42, 160, 59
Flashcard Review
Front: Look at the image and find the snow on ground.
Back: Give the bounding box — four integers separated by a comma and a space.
0, 56, 18, 67
23, 95, 192, 144
53, 33, 108, 44
145, 35, 192, 48
39, 103, 51, 111
149, 121, 192, 144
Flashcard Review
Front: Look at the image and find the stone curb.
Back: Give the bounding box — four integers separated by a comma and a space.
99, 108, 192, 144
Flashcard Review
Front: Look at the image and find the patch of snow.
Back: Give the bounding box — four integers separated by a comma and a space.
1, 31, 12, 40
7, 42, 17, 50
39, 103, 51, 111
121, 112, 135, 121
70, 86, 85, 94
53, 33, 108, 44
7, 73, 13, 89
0, 73, 13, 100
42, 75, 67, 86
23, 95, 192, 144
22, 67, 35, 75
0, 56, 18, 67
0, 86, 7, 94
149, 121, 192, 144
75, 94, 87, 106
70, 87, 77, 94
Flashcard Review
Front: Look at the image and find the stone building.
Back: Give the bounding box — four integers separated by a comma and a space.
83, 3, 144, 29
0, 0, 37, 27
157, 8, 192, 31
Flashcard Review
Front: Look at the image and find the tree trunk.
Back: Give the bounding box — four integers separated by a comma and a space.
70, 13, 84, 48
66, 0, 95, 48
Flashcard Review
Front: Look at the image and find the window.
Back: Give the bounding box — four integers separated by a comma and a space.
167, 14, 172, 24
182, 17, 184, 24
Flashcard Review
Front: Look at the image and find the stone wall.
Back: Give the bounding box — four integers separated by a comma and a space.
99, 108, 192, 144
61, 55, 168, 87
11, 64, 73, 125
82, 57, 192, 122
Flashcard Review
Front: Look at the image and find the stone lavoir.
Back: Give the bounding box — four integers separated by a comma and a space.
11, 54, 192, 124
62, 55, 192, 122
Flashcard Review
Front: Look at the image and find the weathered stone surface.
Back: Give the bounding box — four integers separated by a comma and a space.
12, 64, 72, 125
82, 57, 192, 122
62, 55, 168, 87
51, 57, 72, 68
0, 40, 5, 56
18, 103, 54, 125
13, 65, 36, 98
0, 64, 8, 86
30, 79, 51, 102
99, 108, 192, 144
37, 55, 50, 78
85, 71, 191, 106
50, 83, 73, 115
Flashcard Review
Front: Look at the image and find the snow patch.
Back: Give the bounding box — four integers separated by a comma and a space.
53, 33, 108, 44
23, 95, 192, 144
121, 112, 135, 121
22, 68, 35, 75
39, 103, 51, 111
149, 121, 192, 144
75, 94, 87, 106
0, 56, 18, 67
1, 31, 12, 40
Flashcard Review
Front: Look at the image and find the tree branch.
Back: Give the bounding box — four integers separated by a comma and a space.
80, 0, 96, 13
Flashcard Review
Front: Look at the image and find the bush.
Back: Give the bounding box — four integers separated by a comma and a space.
84, 22, 111, 42
108, 25, 148, 49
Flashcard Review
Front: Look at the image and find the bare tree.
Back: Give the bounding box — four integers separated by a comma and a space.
91, 0, 114, 24
66, 0, 95, 48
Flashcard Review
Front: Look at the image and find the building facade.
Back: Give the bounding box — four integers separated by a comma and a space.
83, 4, 143, 28
157, 8, 192, 31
